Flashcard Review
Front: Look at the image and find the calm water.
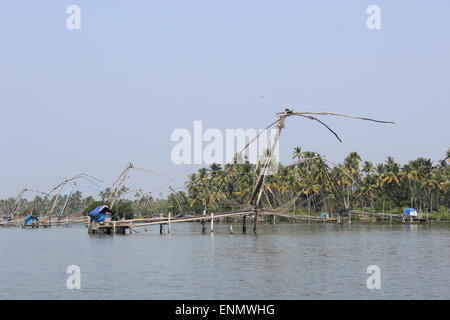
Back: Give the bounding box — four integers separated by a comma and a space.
0, 222, 449, 299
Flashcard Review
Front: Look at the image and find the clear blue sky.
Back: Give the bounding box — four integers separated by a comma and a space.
0, 0, 449, 199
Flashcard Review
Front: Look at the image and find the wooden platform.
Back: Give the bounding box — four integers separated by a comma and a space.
1, 216, 88, 228
349, 211, 428, 223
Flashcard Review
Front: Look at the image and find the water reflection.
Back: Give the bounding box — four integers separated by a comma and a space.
0, 222, 449, 299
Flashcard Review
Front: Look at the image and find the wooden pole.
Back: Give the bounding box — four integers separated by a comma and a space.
168, 212, 171, 234
253, 211, 257, 233
201, 221, 206, 233
229, 225, 233, 234
159, 213, 163, 234
243, 215, 247, 234
210, 212, 214, 233
202, 210, 206, 233
113, 221, 116, 234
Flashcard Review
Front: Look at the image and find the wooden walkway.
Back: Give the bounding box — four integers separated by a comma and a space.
89, 209, 431, 235
88, 209, 343, 235
1, 209, 429, 235
349, 211, 428, 223
0, 216, 88, 228
89, 210, 256, 234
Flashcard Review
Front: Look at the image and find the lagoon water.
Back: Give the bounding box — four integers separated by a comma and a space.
0, 222, 449, 300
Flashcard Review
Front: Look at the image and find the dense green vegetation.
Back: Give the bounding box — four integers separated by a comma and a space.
1, 148, 449, 219
167, 148, 450, 217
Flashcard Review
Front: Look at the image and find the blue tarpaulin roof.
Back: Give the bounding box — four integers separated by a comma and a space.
24, 214, 37, 225
89, 205, 112, 223
404, 208, 416, 215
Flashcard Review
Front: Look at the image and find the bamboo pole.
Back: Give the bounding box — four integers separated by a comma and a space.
202, 210, 206, 233
210, 212, 214, 233
168, 212, 171, 234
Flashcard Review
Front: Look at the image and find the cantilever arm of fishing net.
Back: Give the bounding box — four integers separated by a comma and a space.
278, 111, 395, 143
72, 174, 102, 187
9, 188, 50, 217
57, 182, 102, 217
168, 186, 186, 215
278, 111, 395, 124
24, 188, 50, 197
108, 165, 179, 208
295, 114, 343, 143
108, 167, 132, 193
47, 174, 102, 196
132, 188, 156, 215
132, 166, 178, 181
76, 173, 102, 183
237, 117, 283, 158
109, 165, 177, 196
241, 111, 394, 153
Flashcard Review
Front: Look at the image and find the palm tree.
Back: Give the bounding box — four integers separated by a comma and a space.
292, 147, 302, 161
401, 164, 419, 208
362, 161, 374, 176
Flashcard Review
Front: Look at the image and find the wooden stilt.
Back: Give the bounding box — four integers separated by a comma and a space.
243, 215, 247, 234
210, 212, 214, 233
253, 211, 257, 233
229, 225, 233, 234
168, 212, 171, 234
160, 213, 163, 234
201, 210, 206, 233
201, 220, 206, 233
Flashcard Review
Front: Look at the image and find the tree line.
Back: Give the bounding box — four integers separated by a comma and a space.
1, 148, 449, 219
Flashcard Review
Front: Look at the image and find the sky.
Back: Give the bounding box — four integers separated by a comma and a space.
0, 0, 449, 199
